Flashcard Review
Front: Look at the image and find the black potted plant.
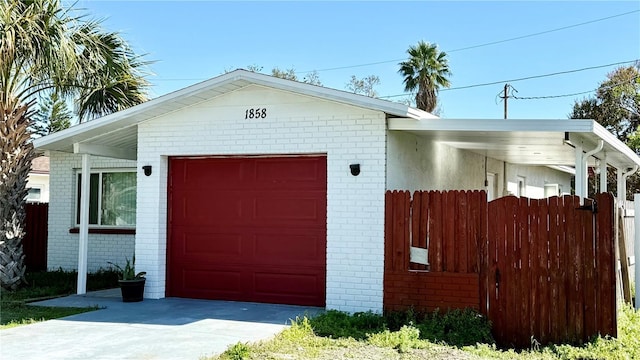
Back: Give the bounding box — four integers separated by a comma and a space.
108, 256, 146, 302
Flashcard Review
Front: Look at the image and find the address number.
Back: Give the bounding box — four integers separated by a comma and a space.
245, 108, 267, 119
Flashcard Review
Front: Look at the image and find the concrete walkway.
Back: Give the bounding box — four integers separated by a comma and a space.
0, 289, 322, 360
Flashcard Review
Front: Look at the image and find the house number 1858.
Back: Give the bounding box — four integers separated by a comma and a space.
245, 108, 267, 119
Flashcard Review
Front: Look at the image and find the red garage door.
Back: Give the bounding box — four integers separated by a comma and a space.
167, 155, 327, 306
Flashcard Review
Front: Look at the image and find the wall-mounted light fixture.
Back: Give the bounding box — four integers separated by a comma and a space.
142, 165, 152, 176
350, 163, 360, 176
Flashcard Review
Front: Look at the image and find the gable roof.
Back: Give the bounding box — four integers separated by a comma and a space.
33, 69, 433, 155
32, 68, 640, 172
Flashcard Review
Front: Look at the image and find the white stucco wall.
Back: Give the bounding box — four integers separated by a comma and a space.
26, 173, 50, 203
386, 131, 572, 198
47, 151, 136, 272
135, 85, 387, 313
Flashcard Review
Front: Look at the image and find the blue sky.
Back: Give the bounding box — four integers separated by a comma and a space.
71, 1, 639, 119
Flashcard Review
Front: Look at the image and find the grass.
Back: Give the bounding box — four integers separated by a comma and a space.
0, 269, 119, 329
210, 305, 640, 360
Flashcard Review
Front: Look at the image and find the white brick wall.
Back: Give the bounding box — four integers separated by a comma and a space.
47, 151, 136, 272
136, 85, 387, 312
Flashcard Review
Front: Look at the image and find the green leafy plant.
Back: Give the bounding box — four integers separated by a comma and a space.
222, 342, 251, 360
108, 256, 145, 281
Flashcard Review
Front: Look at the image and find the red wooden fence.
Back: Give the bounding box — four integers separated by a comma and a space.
384, 190, 617, 347
384, 190, 483, 313
484, 194, 616, 347
23, 203, 48, 272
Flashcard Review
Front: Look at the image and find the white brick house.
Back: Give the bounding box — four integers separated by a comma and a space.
34, 70, 640, 312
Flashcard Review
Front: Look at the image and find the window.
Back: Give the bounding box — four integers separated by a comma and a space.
27, 187, 42, 202
76, 170, 136, 227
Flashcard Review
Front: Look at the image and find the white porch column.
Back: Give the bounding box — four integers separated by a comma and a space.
635, 194, 640, 310
77, 153, 91, 294
618, 166, 638, 208
600, 154, 607, 193
617, 168, 625, 208
575, 144, 585, 200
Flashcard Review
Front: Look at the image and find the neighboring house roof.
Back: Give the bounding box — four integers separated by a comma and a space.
33, 69, 640, 171
30, 155, 50, 175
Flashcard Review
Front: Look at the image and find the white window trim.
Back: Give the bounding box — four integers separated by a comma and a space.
74, 168, 137, 228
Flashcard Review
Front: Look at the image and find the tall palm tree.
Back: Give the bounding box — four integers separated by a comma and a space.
398, 41, 451, 113
0, 0, 149, 290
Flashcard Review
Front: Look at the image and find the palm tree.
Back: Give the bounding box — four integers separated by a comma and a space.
398, 41, 451, 113
0, 0, 149, 290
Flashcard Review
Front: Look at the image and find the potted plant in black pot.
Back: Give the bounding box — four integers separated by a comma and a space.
108, 256, 146, 302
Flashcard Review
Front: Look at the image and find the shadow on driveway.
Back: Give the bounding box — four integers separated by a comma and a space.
0, 289, 323, 360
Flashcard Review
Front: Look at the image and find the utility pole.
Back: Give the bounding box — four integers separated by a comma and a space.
501, 84, 509, 119
499, 84, 517, 119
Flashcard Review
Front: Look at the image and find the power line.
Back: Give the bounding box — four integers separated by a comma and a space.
378, 59, 639, 99
511, 75, 640, 100
512, 90, 596, 100
445, 10, 640, 53
296, 9, 639, 74
150, 9, 639, 81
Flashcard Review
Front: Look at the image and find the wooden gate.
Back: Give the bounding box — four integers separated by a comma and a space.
24, 203, 48, 271
384, 191, 617, 347
482, 194, 616, 347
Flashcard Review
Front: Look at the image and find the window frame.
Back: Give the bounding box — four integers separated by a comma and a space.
74, 168, 137, 229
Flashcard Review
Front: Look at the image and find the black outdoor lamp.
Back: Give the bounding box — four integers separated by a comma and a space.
350, 163, 360, 176
142, 165, 152, 176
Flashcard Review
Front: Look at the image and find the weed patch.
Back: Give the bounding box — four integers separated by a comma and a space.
309, 307, 493, 347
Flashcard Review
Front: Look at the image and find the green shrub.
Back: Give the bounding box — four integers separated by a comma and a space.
384, 307, 418, 331
367, 325, 425, 353
309, 307, 492, 348
417, 308, 494, 347
309, 310, 386, 340
221, 342, 251, 360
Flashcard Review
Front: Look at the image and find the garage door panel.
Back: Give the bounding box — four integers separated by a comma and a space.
254, 271, 324, 297
253, 196, 323, 223
253, 233, 325, 264
182, 269, 242, 295
172, 227, 325, 264
171, 193, 243, 225
181, 231, 242, 256
184, 160, 245, 189
168, 156, 326, 306
254, 158, 324, 188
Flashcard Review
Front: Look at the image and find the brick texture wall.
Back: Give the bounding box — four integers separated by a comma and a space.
47, 151, 136, 272
135, 85, 387, 312
384, 272, 480, 313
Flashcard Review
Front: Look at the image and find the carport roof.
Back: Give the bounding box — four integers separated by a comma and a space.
33, 69, 640, 170
389, 117, 640, 170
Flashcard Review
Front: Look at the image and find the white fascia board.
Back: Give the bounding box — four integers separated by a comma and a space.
547, 165, 576, 175
593, 123, 640, 168
388, 118, 596, 132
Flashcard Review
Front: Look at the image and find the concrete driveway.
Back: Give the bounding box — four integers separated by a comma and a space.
0, 289, 322, 360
